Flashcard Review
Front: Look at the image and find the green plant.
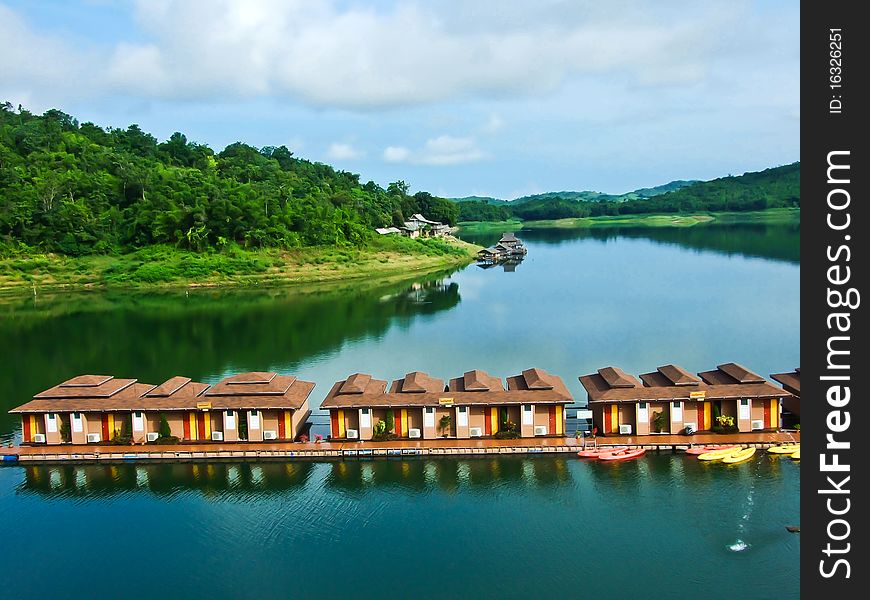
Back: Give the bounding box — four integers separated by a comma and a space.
59, 419, 71, 443
652, 410, 666, 433
374, 419, 387, 436
794, 423, 800, 430
439, 414, 451, 437
716, 414, 735, 427
158, 413, 172, 438
385, 409, 395, 434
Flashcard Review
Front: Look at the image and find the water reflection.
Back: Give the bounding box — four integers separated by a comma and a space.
17, 461, 315, 498
324, 456, 573, 494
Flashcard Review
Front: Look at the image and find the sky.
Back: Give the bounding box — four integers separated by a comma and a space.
0, 0, 799, 199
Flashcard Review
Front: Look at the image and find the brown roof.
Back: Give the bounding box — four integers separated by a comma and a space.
11, 373, 315, 413
450, 370, 505, 393
580, 364, 790, 404
321, 369, 572, 409
597, 367, 640, 388
340, 373, 374, 394
33, 375, 137, 399
657, 364, 700, 386
390, 372, 445, 394
205, 371, 297, 396
699, 363, 765, 385
771, 369, 800, 397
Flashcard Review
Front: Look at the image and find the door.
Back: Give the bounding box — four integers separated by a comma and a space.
278, 413, 286, 439
101, 414, 110, 441
763, 401, 771, 429
330, 410, 339, 438
484, 409, 492, 436
183, 414, 191, 440
603, 406, 611, 434
548, 406, 557, 435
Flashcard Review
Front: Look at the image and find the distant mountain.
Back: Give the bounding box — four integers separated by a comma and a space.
449, 180, 699, 205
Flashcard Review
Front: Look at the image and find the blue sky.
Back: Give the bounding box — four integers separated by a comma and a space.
0, 0, 799, 199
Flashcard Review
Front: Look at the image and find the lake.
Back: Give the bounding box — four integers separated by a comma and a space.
0, 221, 800, 599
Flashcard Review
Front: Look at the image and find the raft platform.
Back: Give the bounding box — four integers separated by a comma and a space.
0, 432, 799, 464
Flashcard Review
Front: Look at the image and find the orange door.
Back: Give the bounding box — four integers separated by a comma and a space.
197, 413, 206, 440
548, 406, 557, 434
183, 416, 191, 440
278, 415, 286, 439
763, 401, 770, 429
484, 409, 492, 436
330, 410, 339, 437
101, 414, 110, 441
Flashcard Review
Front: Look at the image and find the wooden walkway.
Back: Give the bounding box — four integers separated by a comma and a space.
0, 432, 799, 464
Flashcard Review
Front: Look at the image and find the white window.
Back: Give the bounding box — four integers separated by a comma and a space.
360, 408, 372, 428
249, 410, 260, 430
522, 405, 534, 425
739, 399, 751, 420
132, 411, 144, 432
225, 411, 236, 429
72, 413, 83, 433
637, 402, 649, 423
423, 407, 435, 428
457, 406, 468, 427
671, 401, 683, 422
46, 413, 58, 433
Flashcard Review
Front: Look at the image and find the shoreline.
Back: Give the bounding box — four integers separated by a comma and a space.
458, 207, 800, 233
0, 237, 480, 297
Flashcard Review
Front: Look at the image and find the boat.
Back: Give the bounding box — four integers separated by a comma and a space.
599, 448, 646, 461
722, 447, 757, 464
577, 446, 626, 458
790, 449, 800, 460
698, 446, 744, 461
685, 445, 736, 455
767, 444, 800, 454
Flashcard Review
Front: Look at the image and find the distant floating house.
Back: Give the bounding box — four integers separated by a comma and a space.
398, 213, 451, 238
579, 363, 791, 435
477, 232, 527, 264
321, 368, 572, 440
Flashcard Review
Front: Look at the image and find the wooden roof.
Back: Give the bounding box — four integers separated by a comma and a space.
321, 369, 572, 409
699, 363, 765, 385
499, 232, 518, 242
33, 375, 137, 399
597, 367, 640, 389
771, 369, 800, 397
11, 372, 315, 413
579, 364, 790, 404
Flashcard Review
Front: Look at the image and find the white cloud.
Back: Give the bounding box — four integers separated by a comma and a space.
384, 135, 486, 166
481, 114, 504, 134
0, 0, 780, 110
326, 142, 364, 160
383, 146, 410, 162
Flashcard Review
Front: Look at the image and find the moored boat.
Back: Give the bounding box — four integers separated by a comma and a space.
577, 446, 626, 458
767, 444, 800, 454
722, 447, 757, 464
698, 446, 743, 461
599, 448, 646, 461
790, 449, 800, 460
685, 445, 736, 455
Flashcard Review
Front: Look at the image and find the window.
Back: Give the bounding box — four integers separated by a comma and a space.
672, 402, 680, 409
458, 407, 467, 413
639, 402, 647, 409
250, 410, 259, 416
425, 407, 434, 414
740, 399, 749, 406
48, 413, 56, 420
226, 410, 234, 417
73, 412, 81, 419
362, 408, 370, 415
134, 411, 142, 418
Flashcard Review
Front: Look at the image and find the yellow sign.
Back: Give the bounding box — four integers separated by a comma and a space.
196, 401, 212, 410
438, 397, 454, 406
689, 391, 706, 400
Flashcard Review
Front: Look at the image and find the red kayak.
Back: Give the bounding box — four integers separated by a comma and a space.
577, 446, 627, 458
684, 445, 736, 455
599, 448, 646, 461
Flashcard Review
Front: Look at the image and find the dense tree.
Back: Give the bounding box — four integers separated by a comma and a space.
0, 106, 454, 255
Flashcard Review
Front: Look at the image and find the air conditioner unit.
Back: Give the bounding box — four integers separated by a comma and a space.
87, 433, 101, 443
346, 429, 359, 439
751, 420, 764, 431
211, 431, 224, 441
533, 425, 548, 436
263, 430, 278, 440
469, 427, 483, 437
146, 432, 159, 442
683, 422, 697, 432
408, 428, 421, 439
619, 424, 632, 435
33, 433, 46, 443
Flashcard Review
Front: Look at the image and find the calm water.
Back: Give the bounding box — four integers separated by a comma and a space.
0, 222, 799, 599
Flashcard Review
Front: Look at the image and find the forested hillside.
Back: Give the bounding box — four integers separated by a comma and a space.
0, 105, 458, 256
458, 164, 799, 222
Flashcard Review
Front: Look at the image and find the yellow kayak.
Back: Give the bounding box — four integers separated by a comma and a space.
790, 450, 800, 460
698, 446, 742, 461
723, 447, 757, 464
768, 444, 800, 454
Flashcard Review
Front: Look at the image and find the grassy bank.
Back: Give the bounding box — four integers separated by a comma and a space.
459, 208, 799, 232
0, 236, 480, 294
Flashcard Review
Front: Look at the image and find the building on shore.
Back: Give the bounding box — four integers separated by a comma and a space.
579, 363, 791, 436
321, 368, 573, 440
10, 372, 314, 445
399, 213, 451, 238
770, 368, 800, 417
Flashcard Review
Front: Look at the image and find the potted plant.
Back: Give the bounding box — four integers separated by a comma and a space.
439, 414, 451, 437
652, 410, 666, 433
